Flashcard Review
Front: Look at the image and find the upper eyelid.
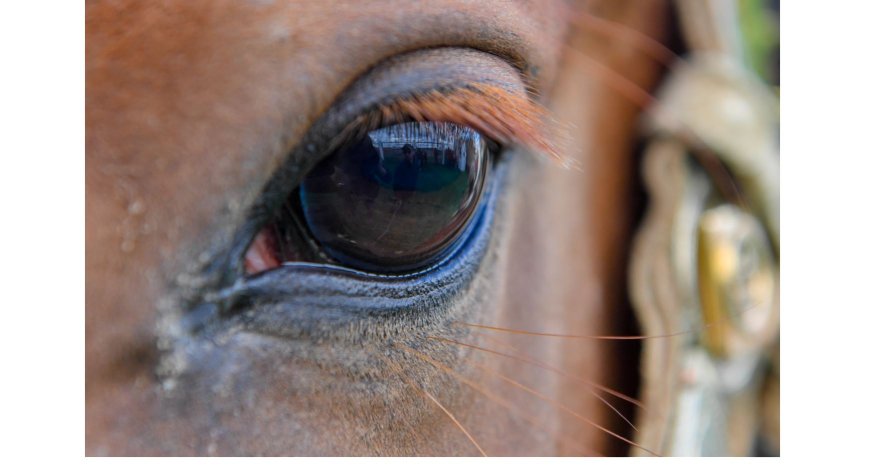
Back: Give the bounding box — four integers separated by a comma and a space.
280, 47, 554, 190
331, 47, 528, 115
320, 48, 566, 175
311, 47, 531, 155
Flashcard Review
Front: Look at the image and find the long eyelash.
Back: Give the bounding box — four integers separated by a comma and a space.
337, 83, 573, 168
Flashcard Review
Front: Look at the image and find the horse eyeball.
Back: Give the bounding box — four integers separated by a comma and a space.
297, 121, 490, 272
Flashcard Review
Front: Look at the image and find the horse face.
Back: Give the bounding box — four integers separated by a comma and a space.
87, 0, 669, 455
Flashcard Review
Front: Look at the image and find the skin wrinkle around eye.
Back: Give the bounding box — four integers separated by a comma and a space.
206, 153, 508, 346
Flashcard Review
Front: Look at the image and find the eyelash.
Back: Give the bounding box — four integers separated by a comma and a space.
353, 84, 560, 166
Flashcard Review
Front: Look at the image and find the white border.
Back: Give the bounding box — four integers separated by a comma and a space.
5, 0, 870, 464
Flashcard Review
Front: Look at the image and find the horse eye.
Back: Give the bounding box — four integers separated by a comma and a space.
293, 121, 490, 272
243, 121, 493, 275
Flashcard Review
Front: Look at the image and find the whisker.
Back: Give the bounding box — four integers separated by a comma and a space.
456, 322, 692, 340
564, 44, 656, 109
408, 341, 658, 456
465, 354, 659, 456
547, 0, 671, 111
432, 336, 645, 410
461, 297, 769, 344
421, 389, 487, 456
447, 360, 603, 456
566, 5, 681, 66
376, 351, 487, 457
472, 332, 638, 433
394, 342, 602, 456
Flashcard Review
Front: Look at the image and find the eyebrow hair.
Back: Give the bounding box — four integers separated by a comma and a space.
342, 83, 570, 168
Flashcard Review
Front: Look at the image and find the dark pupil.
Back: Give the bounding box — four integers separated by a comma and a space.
298, 121, 489, 272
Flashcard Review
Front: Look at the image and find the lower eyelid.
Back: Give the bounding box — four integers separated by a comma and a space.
190, 151, 513, 339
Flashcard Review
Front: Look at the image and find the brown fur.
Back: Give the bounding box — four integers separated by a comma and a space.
86, 0, 671, 455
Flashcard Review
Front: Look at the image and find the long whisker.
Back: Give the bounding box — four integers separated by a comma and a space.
421, 390, 487, 456
456, 322, 692, 340
549, 1, 671, 111
564, 44, 656, 109
432, 336, 645, 410
472, 332, 638, 433
394, 342, 602, 457
405, 341, 658, 456
465, 354, 659, 456
465, 361, 624, 456
461, 298, 769, 343
566, 5, 681, 66
376, 352, 487, 457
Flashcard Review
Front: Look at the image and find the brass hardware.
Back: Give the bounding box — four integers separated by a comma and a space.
697, 205, 778, 358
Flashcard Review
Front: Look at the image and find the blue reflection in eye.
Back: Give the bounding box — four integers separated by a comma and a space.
298, 121, 490, 272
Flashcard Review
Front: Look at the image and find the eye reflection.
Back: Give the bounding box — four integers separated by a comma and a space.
298, 121, 490, 272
